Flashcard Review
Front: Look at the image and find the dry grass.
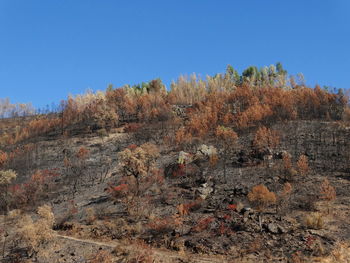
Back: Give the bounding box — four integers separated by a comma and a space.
16, 205, 55, 255
304, 212, 325, 230
312, 242, 350, 263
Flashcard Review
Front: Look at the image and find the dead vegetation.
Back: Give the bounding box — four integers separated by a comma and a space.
1, 64, 350, 262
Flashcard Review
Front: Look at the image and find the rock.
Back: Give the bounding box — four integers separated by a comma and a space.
178, 151, 193, 164
196, 144, 217, 158
266, 240, 274, 247
243, 210, 251, 222
267, 223, 286, 234
234, 185, 248, 196
268, 223, 279, 234
196, 183, 213, 200
273, 176, 279, 182
236, 202, 244, 213
81, 195, 109, 207
241, 207, 252, 214
278, 225, 287, 233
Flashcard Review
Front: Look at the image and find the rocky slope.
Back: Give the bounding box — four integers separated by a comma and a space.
1, 119, 350, 262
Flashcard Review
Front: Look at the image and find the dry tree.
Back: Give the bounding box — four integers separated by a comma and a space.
297, 155, 309, 177
215, 125, 238, 181
320, 178, 336, 214
248, 184, 276, 230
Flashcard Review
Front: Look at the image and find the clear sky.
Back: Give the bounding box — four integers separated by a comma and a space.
0, 0, 349, 108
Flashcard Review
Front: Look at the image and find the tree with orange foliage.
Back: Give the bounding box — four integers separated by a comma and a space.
281, 152, 297, 181
248, 184, 276, 230
248, 184, 277, 212
320, 179, 336, 214
252, 126, 280, 167
0, 150, 8, 168
174, 127, 192, 149
236, 103, 273, 128
215, 126, 238, 181
253, 126, 280, 152
297, 154, 309, 176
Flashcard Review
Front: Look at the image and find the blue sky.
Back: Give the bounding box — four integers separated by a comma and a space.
0, 0, 349, 108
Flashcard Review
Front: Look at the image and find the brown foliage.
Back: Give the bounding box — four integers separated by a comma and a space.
304, 212, 325, 229
236, 103, 273, 128
248, 184, 277, 212
252, 126, 280, 151
76, 146, 90, 160
16, 205, 55, 255
118, 143, 159, 181
320, 179, 336, 202
0, 150, 8, 168
124, 122, 144, 133
111, 144, 163, 218
281, 152, 298, 181
215, 125, 238, 143
297, 155, 309, 176
192, 216, 215, 232
282, 152, 292, 170
9, 169, 59, 208
4, 67, 347, 147
177, 199, 202, 217
342, 107, 350, 122
88, 251, 113, 263
175, 127, 192, 146
147, 216, 176, 232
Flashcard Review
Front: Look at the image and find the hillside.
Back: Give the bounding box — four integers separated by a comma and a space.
1, 64, 350, 262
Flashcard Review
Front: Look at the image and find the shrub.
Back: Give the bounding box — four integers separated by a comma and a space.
125, 122, 143, 133
320, 178, 336, 202
281, 152, 297, 181
17, 205, 55, 255
277, 182, 293, 215
297, 155, 309, 176
84, 207, 97, 225
117, 239, 155, 263
76, 146, 90, 160
175, 127, 192, 147
110, 144, 163, 219
117, 143, 159, 195
342, 107, 350, 122
9, 169, 59, 209
0, 169, 17, 185
192, 217, 215, 232
88, 250, 113, 263
0, 151, 8, 168
0, 169, 17, 213
304, 212, 324, 229
320, 178, 336, 214
282, 152, 292, 170
248, 184, 276, 212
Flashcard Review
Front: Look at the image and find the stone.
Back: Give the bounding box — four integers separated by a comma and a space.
268, 223, 279, 234
196, 183, 213, 200
278, 225, 287, 233
241, 207, 252, 214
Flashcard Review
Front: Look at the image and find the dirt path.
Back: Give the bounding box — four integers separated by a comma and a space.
56, 233, 229, 263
